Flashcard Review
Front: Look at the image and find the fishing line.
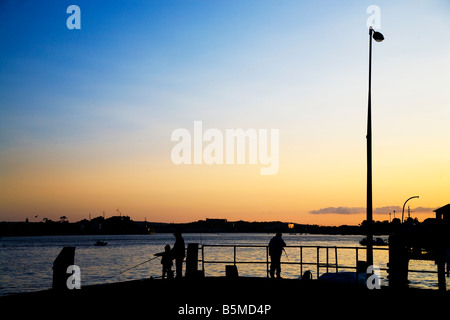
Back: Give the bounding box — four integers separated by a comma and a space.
106, 256, 159, 279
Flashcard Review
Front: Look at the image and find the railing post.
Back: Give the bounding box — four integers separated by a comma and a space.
317, 247, 320, 278
326, 247, 329, 273
202, 245, 205, 274
335, 246, 338, 273
300, 246, 303, 276
233, 245, 237, 266
266, 246, 269, 278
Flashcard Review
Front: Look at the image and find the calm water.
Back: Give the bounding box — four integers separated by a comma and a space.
0, 233, 447, 296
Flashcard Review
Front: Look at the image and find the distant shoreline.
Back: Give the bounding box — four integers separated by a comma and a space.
0, 216, 399, 237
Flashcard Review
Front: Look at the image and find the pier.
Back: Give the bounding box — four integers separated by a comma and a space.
2, 238, 449, 318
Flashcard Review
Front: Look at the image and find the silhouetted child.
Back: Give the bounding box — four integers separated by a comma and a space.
155, 244, 174, 279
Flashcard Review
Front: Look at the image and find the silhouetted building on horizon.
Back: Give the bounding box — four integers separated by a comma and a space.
434, 204, 450, 222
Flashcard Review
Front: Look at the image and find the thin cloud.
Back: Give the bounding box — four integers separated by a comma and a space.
309, 207, 364, 215
309, 206, 437, 215
373, 206, 401, 214
413, 206, 437, 212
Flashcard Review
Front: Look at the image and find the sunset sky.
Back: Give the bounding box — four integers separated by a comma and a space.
1, 1, 449, 225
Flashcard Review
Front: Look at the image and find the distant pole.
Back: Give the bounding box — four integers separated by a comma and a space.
366, 26, 384, 267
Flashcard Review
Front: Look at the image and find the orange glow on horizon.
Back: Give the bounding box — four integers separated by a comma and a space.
0, 145, 442, 226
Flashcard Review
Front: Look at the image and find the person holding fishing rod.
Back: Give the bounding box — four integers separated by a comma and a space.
268, 231, 286, 279
154, 231, 185, 279
154, 244, 174, 279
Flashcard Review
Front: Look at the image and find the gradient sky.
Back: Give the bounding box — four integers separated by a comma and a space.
1, 0, 449, 225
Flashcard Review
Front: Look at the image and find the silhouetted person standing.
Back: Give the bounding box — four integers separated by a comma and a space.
172, 231, 185, 279
268, 232, 286, 279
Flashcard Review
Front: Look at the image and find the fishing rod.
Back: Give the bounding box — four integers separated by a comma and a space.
283, 248, 289, 261
107, 256, 159, 279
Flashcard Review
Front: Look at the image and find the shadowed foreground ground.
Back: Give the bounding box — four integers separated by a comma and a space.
1, 277, 448, 318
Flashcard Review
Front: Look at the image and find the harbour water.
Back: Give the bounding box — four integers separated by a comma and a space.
0, 233, 447, 296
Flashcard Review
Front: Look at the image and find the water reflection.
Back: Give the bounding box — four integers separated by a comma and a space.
0, 233, 447, 295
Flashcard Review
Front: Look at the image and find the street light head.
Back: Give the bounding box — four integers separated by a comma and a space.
373, 31, 384, 42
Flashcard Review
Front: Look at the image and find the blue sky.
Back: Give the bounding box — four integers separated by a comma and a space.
1, 1, 450, 223
1, 0, 374, 156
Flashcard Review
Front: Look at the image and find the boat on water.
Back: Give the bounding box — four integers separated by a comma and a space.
359, 237, 388, 246
94, 240, 108, 246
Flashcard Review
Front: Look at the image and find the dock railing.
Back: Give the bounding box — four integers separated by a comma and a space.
199, 244, 444, 281
200, 244, 390, 279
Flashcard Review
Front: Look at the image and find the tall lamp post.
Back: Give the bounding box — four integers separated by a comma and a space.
402, 196, 419, 223
366, 26, 384, 267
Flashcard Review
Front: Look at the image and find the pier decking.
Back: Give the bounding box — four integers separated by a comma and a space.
1, 276, 448, 318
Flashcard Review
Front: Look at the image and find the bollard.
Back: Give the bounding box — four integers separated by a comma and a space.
53, 246, 75, 290
388, 234, 409, 289
185, 243, 198, 278
226, 265, 239, 278
437, 258, 446, 291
